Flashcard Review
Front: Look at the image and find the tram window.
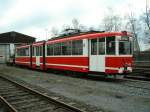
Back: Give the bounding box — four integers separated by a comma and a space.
47, 44, 53, 56
36, 46, 43, 56
106, 36, 115, 55
16, 50, 18, 56
36, 46, 40, 56
25, 48, 29, 56
119, 41, 131, 54
72, 40, 83, 55
40, 46, 43, 56
17, 49, 21, 56
62, 41, 71, 55
54, 43, 61, 55
91, 39, 97, 55
17, 49, 23, 56
98, 38, 105, 54
17, 48, 29, 56
32, 47, 35, 56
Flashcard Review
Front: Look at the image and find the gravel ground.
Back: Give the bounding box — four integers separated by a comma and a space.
0, 101, 8, 112
0, 64, 150, 112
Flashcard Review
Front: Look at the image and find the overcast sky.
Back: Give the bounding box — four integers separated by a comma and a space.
0, 0, 146, 41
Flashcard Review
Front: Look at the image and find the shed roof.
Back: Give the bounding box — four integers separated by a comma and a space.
0, 31, 36, 43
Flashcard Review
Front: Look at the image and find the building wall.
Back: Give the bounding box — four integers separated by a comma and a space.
0, 44, 10, 63
0, 31, 36, 63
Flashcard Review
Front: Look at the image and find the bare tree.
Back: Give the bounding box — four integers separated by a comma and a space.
140, 0, 150, 45
144, 0, 150, 45
145, 0, 150, 30
62, 24, 71, 31
125, 10, 141, 52
51, 27, 59, 37
126, 12, 137, 36
102, 12, 122, 31
72, 18, 79, 29
78, 24, 87, 32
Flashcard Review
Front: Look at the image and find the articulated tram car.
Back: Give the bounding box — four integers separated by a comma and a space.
15, 31, 133, 78
15, 45, 31, 67
31, 41, 45, 70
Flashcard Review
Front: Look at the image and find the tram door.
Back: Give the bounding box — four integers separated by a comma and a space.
89, 38, 105, 72
35, 46, 42, 66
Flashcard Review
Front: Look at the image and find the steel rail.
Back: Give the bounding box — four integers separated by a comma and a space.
120, 78, 150, 90
125, 75, 150, 81
0, 75, 85, 112
0, 96, 18, 112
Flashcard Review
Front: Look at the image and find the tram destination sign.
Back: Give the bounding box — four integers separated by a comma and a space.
121, 36, 129, 41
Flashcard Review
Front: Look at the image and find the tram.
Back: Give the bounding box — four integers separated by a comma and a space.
15, 31, 133, 78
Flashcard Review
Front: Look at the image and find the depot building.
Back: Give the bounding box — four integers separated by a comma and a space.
0, 31, 36, 63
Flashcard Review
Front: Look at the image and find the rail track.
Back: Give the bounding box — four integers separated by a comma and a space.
0, 76, 85, 112
120, 78, 150, 90
123, 64, 150, 90
125, 75, 150, 81
125, 63, 150, 81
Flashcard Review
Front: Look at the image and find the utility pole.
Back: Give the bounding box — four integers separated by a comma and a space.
45, 28, 48, 40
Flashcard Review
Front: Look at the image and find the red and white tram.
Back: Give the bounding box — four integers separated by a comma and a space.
15, 45, 31, 67
15, 31, 133, 78
31, 41, 45, 70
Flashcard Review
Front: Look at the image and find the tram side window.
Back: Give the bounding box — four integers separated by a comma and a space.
62, 41, 71, 55
47, 44, 53, 56
32, 47, 35, 56
17, 49, 21, 56
17, 48, 29, 56
119, 41, 131, 54
36, 46, 42, 56
106, 37, 115, 55
25, 48, 29, 56
72, 40, 83, 55
36, 46, 40, 56
91, 39, 97, 55
54, 43, 61, 55
40, 46, 43, 56
98, 38, 105, 54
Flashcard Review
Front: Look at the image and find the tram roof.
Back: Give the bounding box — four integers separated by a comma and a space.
32, 41, 45, 46
46, 31, 132, 44
16, 31, 132, 48
16, 44, 30, 49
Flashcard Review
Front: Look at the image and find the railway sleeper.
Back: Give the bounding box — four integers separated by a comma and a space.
35, 106, 57, 112
0, 86, 17, 90
52, 106, 73, 112
20, 104, 57, 112
2, 93, 30, 98
25, 105, 58, 112
17, 101, 53, 111
0, 83, 14, 86
0, 92, 29, 97
0, 90, 25, 95
6, 95, 35, 102
0, 81, 14, 84
10, 98, 40, 105
0, 88, 20, 92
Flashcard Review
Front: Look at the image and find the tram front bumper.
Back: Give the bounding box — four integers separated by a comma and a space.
118, 67, 132, 74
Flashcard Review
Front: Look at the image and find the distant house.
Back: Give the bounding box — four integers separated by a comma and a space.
0, 31, 36, 63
